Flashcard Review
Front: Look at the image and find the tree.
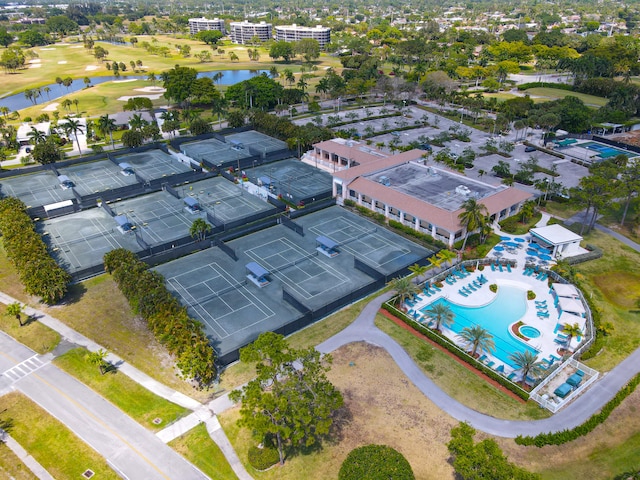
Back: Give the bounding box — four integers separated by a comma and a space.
229, 51, 239, 62
189, 218, 211, 241
225, 75, 284, 110
189, 118, 211, 135
339, 445, 415, 480
27, 127, 46, 145
121, 129, 143, 148
86, 348, 109, 375
0, 47, 26, 73
18, 30, 48, 47
196, 30, 223, 46
509, 351, 545, 386
424, 303, 455, 331
123, 97, 153, 111
161, 65, 198, 107
561, 323, 582, 350
97, 114, 116, 149
93, 45, 108, 62
387, 276, 416, 308
408, 263, 428, 284
5, 302, 25, 327
294, 38, 321, 63
458, 198, 489, 250
230, 332, 343, 465
457, 326, 495, 358
46, 15, 78, 37
270, 41, 294, 62
211, 96, 228, 128
0, 28, 13, 48
226, 110, 245, 128
520, 200, 536, 223
31, 138, 64, 164
61, 116, 84, 155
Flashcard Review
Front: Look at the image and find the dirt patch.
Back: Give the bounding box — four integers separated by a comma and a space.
593, 272, 640, 308
326, 342, 456, 480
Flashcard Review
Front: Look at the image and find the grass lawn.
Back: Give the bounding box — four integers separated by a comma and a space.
374, 313, 549, 421
499, 212, 543, 235
571, 229, 640, 371
54, 347, 189, 430
219, 342, 458, 480
0, 392, 120, 479
523, 87, 608, 107
169, 423, 237, 480
0, 444, 36, 480
0, 303, 60, 354
542, 200, 582, 220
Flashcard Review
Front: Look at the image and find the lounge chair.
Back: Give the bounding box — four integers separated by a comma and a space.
537, 312, 549, 318
549, 354, 561, 362
554, 338, 567, 345
576, 370, 585, 377
458, 290, 468, 297
432, 284, 441, 292
478, 354, 487, 362
485, 361, 495, 368
463, 287, 473, 294
498, 263, 503, 272
535, 300, 547, 304
495, 364, 505, 373
491, 264, 495, 271
468, 284, 477, 291
507, 372, 517, 381
506, 264, 512, 273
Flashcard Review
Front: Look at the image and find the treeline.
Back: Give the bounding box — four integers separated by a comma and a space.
250, 110, 334, 151
103, 248, 216, 388
0, 197, 70, 304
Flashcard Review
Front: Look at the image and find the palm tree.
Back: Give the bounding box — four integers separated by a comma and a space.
509, 350, 545, 386
147, 72, 157, 86
62, 116, 84, 155
129, 113, 147, 131
73, 98, 80, 114
387, 276, 416, 308
61, 99, 73, 111
408, 263, 428, 284
86, 348, 109, 375
43, 86, 51, 100
284, 69, 295, 86
269, 66, 279, 79
97, 114, 116, 149
458, 198, 489, 251
27, 126, 47, 144
520, 200, 536, 223
189, 218, 211, 241
6, 302, 25, 327
561, 323, 583, 350
457, 325, 495, 358
424, 303, 455, 331
211, 96, 228, 129
437, 249, 457, 268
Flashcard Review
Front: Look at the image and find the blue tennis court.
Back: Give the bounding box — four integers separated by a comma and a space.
581, 142, 636, 159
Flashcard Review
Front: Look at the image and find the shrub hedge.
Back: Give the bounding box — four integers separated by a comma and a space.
339, 444, 414, 480
518, 82, 574, 92
564, 244, 603, 265
248, 445, 280, 471
0, 197, 70, 304
515, 373, 640, 447
382, 302, 530, 400
103, 248, 216, 388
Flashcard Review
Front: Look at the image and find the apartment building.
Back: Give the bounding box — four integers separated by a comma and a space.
230, 21, 273, 44
274, 24, 331, 48
188, 17, 225, 35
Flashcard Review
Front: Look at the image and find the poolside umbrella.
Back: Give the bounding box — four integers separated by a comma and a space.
539, 254, 552, 261
514, 238, 525, 243
526, 256, 537, 262
494, 246, 505, 251
526, 249, 538, 256
529, 243, 541, 250
493, 251, 503, 258
504, 241, 519, 248
500, 236, 511, 241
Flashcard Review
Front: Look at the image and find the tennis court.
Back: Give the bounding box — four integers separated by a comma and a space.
245, 159, 333, 203
111, 190, 204, 245
225, 130, 287, 154
37, 208, 140, 272
115, 149, 191, 181
181, 138, 253, 166
58, 159, 138, 196
303, 206, 434, 275
180, 176, 272, 224
0, 170, 75, 208
581, 141, 637, 159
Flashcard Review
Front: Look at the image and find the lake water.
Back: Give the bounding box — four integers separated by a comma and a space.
0, 69, 268, 112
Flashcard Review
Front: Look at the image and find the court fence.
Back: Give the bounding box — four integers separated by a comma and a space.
135, 231, 150, 251
214, 237, 238, 261
280, 214, 304, 236
101, 201, 115, 217
163, 183, 181, 200
288, 197, 336, 219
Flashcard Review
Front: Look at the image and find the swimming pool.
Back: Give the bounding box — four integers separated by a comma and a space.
520, 325, 541, 339
421, 285, 538, 368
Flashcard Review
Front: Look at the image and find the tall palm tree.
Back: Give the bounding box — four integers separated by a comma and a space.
520, 200, 536, 223
408, 263, 428, 284
189, 218, 211, 241
387, 276, 416, 308
458, 198, 489, 251
129, 113, 148, 131
62, 116, 84, 155
269, 66, 279, 79
147, 72, 157, 86
27, 126, 47, 145
425, 303, 455, 331
457, 325, 495, 358
509, 350, 545, 386
561, 323, 583, 350
211, 96, 228, 128
6, 302, 25, 327
97, 114, 116, 149
73, 98, 80, 114
436, 249, 457, 268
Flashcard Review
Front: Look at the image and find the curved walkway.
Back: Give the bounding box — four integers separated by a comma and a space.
317, 292, 640, 438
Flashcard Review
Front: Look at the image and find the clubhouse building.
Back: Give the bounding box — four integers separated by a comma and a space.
328, 147, 532, 246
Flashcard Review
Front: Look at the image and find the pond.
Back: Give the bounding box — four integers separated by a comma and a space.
0, 69, 268, 112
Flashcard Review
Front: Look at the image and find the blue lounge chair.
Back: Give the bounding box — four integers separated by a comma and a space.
468, 284, 477, 291
478, 354, 487, 363
507, 372, 517, 381
554, 338, 567, 345
553, 323, 563, 334
496, 364, 505, 373
498, 263, 503, 272
491, 264, 495, 271
549, 354, 561, 362
432, 284, 441, 292
506, 264, 512, 273
463, 287, 473, 294
485, 361, 495, 368
537, 312, 549, 318
458, 290, 468, 297
423, 290, 431, 297
472, 280, 481, 288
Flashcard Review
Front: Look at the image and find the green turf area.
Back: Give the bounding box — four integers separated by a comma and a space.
169, 423, 237, 480
0, 443, 37, 480
0, 303, 60, 354
523, 87, 608, 107
374, 313, 550, 421
0, 392, 120, 479
53, 347, 189, 430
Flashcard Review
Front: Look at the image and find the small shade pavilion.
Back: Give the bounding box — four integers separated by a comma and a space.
529, 225, 583, 259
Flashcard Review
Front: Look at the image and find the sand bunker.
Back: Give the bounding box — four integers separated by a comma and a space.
85, 65, 99, 71
134, 86, 166, 93
113, 79, 137, 83
29, 64, 42, 68
70, 45, 83, 49
58, 61, 67, 64
42, 103, 59, 112
118, 94, 163, 101
39, 48, 55, 51
29, 59, 41, 64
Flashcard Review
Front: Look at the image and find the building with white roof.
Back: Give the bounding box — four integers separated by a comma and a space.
188, 17, 225, 35
275, 24, 331, 48
529, 224, 583, 259
230, 21, 273, 44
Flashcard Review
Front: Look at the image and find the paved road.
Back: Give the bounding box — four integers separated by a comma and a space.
317, 291, 640, 438
0, 331, 208, 480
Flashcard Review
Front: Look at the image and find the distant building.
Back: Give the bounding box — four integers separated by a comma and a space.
16, 122, 50, 146
188, 17, 225, 35
274, 24, 331, 48
230, 21, 273, 44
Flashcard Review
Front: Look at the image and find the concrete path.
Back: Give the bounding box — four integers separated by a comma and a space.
0, 431, 55, 480
0, 330, 208, 480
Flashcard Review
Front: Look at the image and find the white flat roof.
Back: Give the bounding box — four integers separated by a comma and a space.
530, 224, 582, 245
551, 283, 580, 298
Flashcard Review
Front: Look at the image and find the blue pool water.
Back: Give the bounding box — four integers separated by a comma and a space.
520, 325, 541, 339
421, 285, 538, 368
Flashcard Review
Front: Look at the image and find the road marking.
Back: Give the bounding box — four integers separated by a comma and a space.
1, 355, 48, 383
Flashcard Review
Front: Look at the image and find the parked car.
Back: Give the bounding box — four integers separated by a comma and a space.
525, 145, 537, 152
418, 143, 433, 152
